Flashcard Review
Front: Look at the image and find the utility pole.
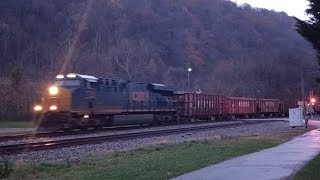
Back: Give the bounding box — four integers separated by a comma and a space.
300, 70, 305, 118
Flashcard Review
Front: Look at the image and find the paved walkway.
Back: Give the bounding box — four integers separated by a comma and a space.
173, 121, 320, 180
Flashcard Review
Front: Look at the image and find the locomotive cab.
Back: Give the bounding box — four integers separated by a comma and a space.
33, 74, 98, 131
34, 74, 86, 113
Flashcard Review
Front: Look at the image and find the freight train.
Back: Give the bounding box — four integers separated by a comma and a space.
33, 74, 294, 131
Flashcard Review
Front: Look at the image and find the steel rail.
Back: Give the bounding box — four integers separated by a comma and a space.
0, 119, 285, 142
0, 121, 238, 142
0, 126, 142, 141
0, 120, 243, 141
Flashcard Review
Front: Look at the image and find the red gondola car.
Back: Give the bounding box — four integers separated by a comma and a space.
224, 97, 256, 117
175, 93, 225, 120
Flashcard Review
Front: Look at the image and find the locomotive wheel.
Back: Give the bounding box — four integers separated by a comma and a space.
61, 127, 72, 132
80, 126, 89, 131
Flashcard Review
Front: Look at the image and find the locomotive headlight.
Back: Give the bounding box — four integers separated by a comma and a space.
49, 86, 58, 95
49, 105, 58, 111
84, 115, 89, 119
56, 75, 64, 79
34, 105, 43, 111
67, 73, 76, 78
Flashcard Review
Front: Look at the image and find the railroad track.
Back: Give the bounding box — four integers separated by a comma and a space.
0, 120, 281, 155
0, 125, 145, 142
0, 121, 240, 142
0, 119, 286, 142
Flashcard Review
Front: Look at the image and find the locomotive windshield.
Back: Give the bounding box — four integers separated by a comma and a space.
55, 80, 81, 87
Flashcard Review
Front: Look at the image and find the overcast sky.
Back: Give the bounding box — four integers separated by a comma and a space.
231, 0, 310, 20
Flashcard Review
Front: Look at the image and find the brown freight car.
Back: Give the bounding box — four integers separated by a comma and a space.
281, 99, 297, 115
175, 93, 289, 121
224, 97, 285, 118
224, 97, 256, 118
257, 99, 282, 116
175, 93, 225, 120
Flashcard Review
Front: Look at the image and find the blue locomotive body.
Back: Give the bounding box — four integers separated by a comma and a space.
35, 74, 176, 131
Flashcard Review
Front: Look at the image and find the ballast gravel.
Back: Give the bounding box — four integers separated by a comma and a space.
0, 121, 243, 146
5, 120, 315, 165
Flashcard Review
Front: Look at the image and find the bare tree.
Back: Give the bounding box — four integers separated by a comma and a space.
108, 39, 153, 81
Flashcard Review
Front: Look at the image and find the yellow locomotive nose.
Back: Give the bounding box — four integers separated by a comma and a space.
49, 86, 59, 95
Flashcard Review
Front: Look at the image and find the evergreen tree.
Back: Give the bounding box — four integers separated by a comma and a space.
296, 0, 320, 63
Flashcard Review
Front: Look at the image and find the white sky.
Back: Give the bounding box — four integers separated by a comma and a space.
231, 0, 310, 20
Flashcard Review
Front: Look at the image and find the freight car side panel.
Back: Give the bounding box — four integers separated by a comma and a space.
224, 97, 256, 115
175, 93, 224, 118
282, 99, 297, 114
258, 99, 281, 113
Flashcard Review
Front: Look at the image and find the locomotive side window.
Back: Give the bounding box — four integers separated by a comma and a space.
86, 81, 96, 89
90, 82, 97, 88
55, 80, 81, 87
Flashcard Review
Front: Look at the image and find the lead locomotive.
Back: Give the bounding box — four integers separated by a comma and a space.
34, 74, 177, 131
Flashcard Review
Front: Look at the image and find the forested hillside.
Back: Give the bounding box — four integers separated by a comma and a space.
0, 0, 317, 120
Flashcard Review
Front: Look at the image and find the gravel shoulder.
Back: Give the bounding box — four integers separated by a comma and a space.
6, 121, 317, 165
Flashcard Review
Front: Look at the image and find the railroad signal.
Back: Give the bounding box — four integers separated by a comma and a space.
311, 97, 316, 106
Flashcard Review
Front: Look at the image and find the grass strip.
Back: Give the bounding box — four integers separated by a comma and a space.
6, 131, 306, 180
0, 121, 34, 129
293, 154, 320, 180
